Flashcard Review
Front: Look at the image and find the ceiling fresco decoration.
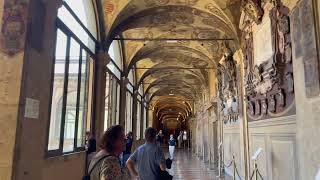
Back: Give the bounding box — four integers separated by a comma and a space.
102, 0, 242, 128
103, 0, 239, 35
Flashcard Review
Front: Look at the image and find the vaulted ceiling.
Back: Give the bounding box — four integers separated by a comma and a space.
103, 0, 242, 129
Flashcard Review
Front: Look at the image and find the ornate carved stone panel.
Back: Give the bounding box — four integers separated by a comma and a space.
242, 1, 296, 121
217, 53, 239, 124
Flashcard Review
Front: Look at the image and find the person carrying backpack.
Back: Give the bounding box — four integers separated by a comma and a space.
83, 125, 130, 180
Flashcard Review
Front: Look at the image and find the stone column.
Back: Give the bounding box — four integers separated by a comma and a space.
93, 51, 110, 141
140, 102, 145, 138
238, 51, 250, 179
131, 89, 138, 139
119, 78, 126, 127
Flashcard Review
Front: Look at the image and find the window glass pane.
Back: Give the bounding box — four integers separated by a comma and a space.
107, 61, 121, 80
108, 40, 123, 70
104, 73, 111, 131
77, 50, 89, 147
128, 69, 134, 84
86, 59, 94, 133
48, 30, 67, 151
63, 38, 80, 153
116, 83, 121, 124
138, 85, 143, 96
137, 95, 141, 101
63, 0, 97, 39
127, 83, 133, 94
125, 92, 133, 133
58, 6, 95, 52
110, 77, 117, 125
136, 101, 141, 139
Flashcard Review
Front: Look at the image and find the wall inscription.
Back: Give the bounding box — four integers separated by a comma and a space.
24, 98, 40, 119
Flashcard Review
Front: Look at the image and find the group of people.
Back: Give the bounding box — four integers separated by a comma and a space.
84, 125, 173, 180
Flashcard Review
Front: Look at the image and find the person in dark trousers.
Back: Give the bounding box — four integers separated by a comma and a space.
156, 130, 164, 146
122, 132, 133, 166
168, 134, 176, 160
126, 127, 170, 180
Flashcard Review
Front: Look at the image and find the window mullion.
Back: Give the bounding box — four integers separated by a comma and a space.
74, 47, 83, 150
59, 35, 71, 153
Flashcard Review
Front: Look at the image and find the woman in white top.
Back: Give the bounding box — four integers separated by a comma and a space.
168, 134, 176, 160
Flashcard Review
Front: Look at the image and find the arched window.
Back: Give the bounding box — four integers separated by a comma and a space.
47, 0, 98, 156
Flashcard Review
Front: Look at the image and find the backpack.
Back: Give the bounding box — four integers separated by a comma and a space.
82, 155, 112, 180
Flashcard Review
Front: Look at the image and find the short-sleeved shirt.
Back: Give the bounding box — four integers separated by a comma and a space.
89, 152, 130, 180
129, 142, 166, 180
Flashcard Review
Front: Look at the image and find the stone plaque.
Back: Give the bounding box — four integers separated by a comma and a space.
24, 98, 40, 119
253, 15, 274, 65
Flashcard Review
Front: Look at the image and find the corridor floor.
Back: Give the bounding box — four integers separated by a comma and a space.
165, 148, 231, 180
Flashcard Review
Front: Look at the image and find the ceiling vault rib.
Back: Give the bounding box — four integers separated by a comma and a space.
112, 37, 234, 41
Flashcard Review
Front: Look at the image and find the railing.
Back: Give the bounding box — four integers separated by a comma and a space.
249, 160, 264, 180
223, 156, 264, 180
224, 155, 243, 180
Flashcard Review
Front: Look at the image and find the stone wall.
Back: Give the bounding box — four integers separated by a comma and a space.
0, 0, 28, 179
6, 0, 85, 180
192, 1, 320, 180
292, 0, 320, 179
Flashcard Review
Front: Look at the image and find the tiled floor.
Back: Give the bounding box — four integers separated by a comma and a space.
164, 148, 232, 180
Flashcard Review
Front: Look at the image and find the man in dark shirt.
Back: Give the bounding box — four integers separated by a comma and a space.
122, 132, 133, 165
127, 128, 167, 180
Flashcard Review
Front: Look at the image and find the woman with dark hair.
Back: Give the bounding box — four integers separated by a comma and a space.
88, 125, 130, 180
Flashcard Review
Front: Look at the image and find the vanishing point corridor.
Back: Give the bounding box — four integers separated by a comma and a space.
1, 0, 320, 180
167, 149, 231, 180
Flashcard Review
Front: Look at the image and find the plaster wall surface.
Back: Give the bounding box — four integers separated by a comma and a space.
290, 0, 320, 179
0, 0, 26, 179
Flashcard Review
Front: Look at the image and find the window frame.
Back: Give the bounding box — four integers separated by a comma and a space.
45, 2, 97, 157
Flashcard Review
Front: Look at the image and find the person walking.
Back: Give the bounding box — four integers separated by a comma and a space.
168, 134, 176, 160
122, 132, 133, 166
156, 130, 164, 146
86, 125, 130, 180
126, 127, 167, 180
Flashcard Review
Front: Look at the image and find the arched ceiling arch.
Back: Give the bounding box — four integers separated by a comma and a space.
102, 0, 242, 127
103, 0, 240, 39
127, 43, 215, 74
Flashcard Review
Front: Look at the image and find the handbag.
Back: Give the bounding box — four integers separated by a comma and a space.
82, 155, 111, 180
158, 170, 173, 180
